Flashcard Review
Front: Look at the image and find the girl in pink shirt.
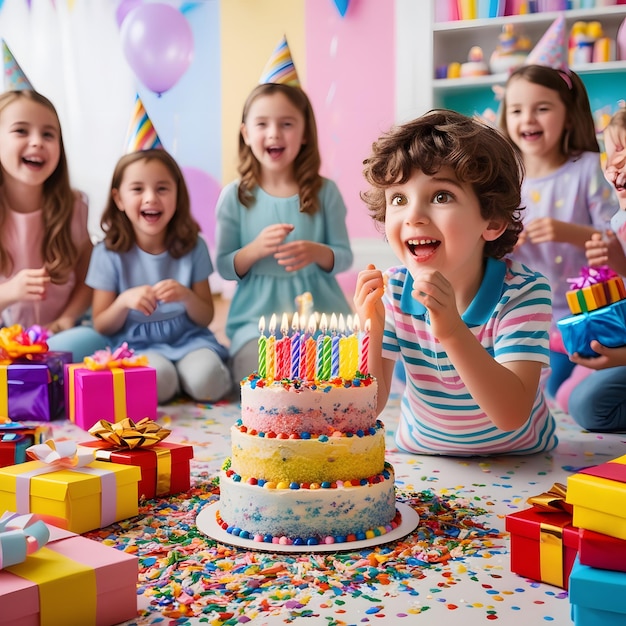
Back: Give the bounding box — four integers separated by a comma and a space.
0, 90, 105, 360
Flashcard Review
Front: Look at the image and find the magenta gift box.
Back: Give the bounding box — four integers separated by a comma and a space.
0, 352, 72, 421
65, 364, 158, 431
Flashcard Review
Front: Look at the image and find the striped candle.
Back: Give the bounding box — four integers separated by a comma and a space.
290, 312, 301, 379
258, 316, 267, 378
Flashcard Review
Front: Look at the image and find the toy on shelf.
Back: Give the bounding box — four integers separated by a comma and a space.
460, 46, 489, 77
489, 24, 531, 74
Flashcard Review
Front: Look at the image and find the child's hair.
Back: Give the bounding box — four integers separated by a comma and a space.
237, 83, 322, 215
498, 64, 600, 156
100, 149, 199, 259
361, 108, 524, 259
0, 90, 79, 282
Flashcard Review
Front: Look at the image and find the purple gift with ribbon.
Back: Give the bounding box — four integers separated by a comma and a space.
0, 351, 72, 421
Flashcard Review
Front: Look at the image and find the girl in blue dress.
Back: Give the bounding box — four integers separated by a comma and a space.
216, 83, 353, 385
87, 149, 231, 404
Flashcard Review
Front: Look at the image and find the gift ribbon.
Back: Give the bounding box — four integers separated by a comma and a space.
82, 342, 148, 371
88, 417, 170, 449
0, 324, 48, 361
527, 482, 573, 515
580, 460, 626, 483
567, 266, 617, 290
13, 440, 118, 529
0, 511, 50, 569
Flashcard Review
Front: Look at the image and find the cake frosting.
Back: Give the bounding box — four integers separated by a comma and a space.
216, 373, 400, 546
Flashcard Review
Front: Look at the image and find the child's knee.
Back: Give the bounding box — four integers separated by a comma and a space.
179, 350, 232, 402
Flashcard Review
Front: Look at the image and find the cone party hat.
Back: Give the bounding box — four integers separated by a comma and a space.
525, 14, 567, 71
3, 40, 33, 91
125, 94, 163, 153
259, 36, 300, 87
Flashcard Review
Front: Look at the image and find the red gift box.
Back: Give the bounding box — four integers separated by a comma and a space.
505, 506, 579, 589
79, 440, 193, 500
0, 433, 31, 468
579, 528, 626, 573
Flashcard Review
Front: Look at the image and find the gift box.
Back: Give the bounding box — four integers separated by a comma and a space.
0, 522, 138, 626
579, 528, 626, 572
0, 433, 31, 467
65, 363, 157, 431
0, 352, 72, 421
567, 455, 626, 541
565, 267, 626, 315
569, 556, 626, 626
558, 299, 626, 358
0, 419, 52, 445
80, 439, 193, 500
0, 445, 141, 534
505, 506, 579, 589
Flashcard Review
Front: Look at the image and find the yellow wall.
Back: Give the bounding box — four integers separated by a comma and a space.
220, 0, 306, 184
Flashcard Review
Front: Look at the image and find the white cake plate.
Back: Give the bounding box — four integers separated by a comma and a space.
195, 501, 419, 553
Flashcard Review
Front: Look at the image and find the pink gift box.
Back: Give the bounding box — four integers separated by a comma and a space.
0, 524, 137, 626
65, 364, 158, 431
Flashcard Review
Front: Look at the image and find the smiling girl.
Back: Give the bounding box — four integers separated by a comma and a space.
87, 149, 231, 404
0, 90, 104, 360
354, 109, 557, 456
498, 64, 619, 399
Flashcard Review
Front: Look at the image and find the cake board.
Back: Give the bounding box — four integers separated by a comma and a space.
196, 501, 419, 553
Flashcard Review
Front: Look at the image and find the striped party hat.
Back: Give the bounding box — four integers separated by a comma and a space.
525, 14, 567, 71
124, 94, 163, 153
259, 36, 300, 87
3, 40, 33, 91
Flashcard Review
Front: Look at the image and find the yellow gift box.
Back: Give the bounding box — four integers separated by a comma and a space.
566, 454, 626, 541
0, 459, 140, 534
566, 284, 607, 315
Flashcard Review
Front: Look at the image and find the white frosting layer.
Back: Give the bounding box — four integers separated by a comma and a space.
240, 378, 378, 435
219, 465, 396, 540
230, 424, 386, 484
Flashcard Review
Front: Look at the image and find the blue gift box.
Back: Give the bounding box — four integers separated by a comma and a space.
557, 299, 626, 358
569, 556, 626, 626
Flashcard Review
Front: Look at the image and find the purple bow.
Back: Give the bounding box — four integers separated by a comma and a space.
567, 266, 617, 290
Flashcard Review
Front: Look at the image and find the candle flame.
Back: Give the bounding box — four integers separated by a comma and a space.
338, 313, 346, 334
281, 312, 289, 335
307, 314, 317, 335
258, 316, 265, 334
364, 318, 371, 332
291, 311, 300, 331
330, 312, 338, 331
353, 313, 360, 333
269, 313, 277, 334
319, 313, 328, 333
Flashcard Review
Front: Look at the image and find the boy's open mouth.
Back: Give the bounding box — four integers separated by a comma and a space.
407, 238, 440, 259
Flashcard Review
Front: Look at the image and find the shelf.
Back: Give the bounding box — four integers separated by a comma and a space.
433, 59, 626, 93
434, 6, 626, 32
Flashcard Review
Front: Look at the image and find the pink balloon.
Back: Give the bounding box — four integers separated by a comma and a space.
182, 167, 222, 247
120, 3, 194, 95
115, 0, 142, 28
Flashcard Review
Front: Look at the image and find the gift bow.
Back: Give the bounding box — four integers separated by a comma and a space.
0, 511, 50, 569
0, 324, 49, 363
88, 417, 171, 450
82, 342, 148, 370
526, 482, 573, 515
26, 439, 94, 468
567, 265, 617, 290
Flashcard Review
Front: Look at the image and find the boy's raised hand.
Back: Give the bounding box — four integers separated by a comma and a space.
353, 264, 385, 333
411, 268, 463, 342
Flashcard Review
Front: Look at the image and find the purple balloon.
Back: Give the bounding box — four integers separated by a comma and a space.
115, 0, 142, 28
182, 166, 222, 247
120, 3, 194, 95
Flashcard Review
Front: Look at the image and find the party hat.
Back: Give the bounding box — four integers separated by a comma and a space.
525, 14, 567, 71
124, 94, 163, 153
259, 36, 300, 87
2, 40, 33, 91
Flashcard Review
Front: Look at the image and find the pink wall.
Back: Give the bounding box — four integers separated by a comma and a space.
306, 1, 396, 239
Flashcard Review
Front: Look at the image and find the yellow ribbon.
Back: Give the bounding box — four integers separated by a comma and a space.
112, 367, 126, 422
155, 447, 172, 496
88, 418, 170, 450
0, 325, 48, 361
539, 522, 565, 588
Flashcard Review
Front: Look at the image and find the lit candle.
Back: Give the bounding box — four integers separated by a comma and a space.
339, 314, 349, 380
330, 313, 339, 378
276, 313, 291, 380
305, 315, 317, 381
290, 312, 301, 379
318, 313, 331, 381
348, 316, 359, 379
258, 316, 267, 378
359, 318, 370, 376
267, 314, 277, 381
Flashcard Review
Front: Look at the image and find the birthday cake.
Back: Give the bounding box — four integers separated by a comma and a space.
216, 313, 400, 546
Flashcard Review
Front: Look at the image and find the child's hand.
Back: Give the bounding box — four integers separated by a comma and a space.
571, 341, 626, 370
119, 285, 158, 316
275, 240, 327, 272
153, 279, 189, 303
523, 217, 563, 243
353, 264, 385, 332
47, 316, 75, 334
585, 231, 610, 267
5, 267, 50, 303
254, 223, 294, 259
411, 268, 463, 341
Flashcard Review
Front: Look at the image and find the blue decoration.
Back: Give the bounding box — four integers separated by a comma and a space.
332, 0, 349, 17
